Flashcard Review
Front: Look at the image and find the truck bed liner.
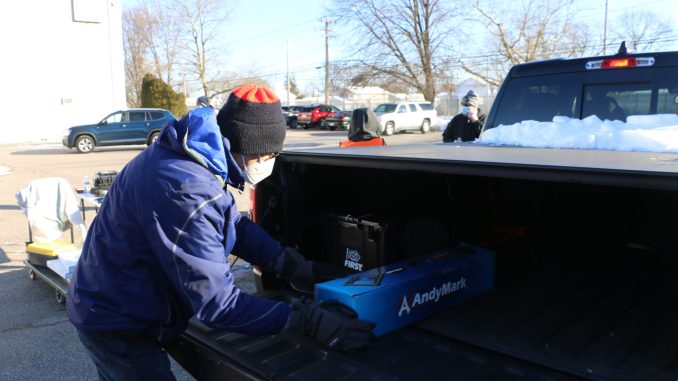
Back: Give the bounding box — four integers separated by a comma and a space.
174, 292, 582, 381
416, 243, 678, 381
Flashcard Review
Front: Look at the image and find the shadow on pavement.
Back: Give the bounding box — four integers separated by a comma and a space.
0, 204, 21, 211
10, 148, 78, 155
0, 247, 8, 263
11, 146, 145, 156
284, 142, 324, 148
310, 132, 346, 137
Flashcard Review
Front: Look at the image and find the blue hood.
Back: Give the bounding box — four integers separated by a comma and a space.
159, 108, 245, 189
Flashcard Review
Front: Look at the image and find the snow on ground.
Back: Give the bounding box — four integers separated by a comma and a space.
480, 114, 678, 153
0, 165, 10, 176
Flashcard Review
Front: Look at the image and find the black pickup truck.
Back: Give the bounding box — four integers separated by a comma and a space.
169, 46, 678, 381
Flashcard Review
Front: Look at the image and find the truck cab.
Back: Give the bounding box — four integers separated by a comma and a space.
484, 48, 678, 131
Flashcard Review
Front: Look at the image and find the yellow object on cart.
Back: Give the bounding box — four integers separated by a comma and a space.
27, 241, 78, 266
27, 241, 77, 255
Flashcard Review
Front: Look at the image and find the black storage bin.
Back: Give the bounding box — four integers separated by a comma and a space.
92, 170, 118, 195
322, 213, 393, 273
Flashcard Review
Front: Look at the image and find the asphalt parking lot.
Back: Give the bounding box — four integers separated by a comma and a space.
0, 128, 440, 380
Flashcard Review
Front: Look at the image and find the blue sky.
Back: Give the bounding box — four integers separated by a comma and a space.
220, 0, 336, 92
121, 0, 336, 93
121, 0, 678, 93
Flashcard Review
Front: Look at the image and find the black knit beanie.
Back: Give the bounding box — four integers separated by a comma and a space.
216, 84, 287, 154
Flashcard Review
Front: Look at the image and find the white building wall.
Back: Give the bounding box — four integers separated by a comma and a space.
0, 0, 125, 143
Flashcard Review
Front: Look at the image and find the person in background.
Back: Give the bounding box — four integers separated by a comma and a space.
442, 90, 486, 142
68, 84, 375, 380
339, 107, 387, 147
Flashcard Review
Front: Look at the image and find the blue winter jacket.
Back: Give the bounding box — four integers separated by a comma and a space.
67, 108, 290, 341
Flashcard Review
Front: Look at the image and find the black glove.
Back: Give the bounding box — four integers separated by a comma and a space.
286, 299, 376, 352
278, 248, 345, 292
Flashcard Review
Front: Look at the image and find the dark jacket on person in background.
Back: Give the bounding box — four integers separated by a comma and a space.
67, 108, 290, 342
348, 108, 381, 142
442, 112, 486, 142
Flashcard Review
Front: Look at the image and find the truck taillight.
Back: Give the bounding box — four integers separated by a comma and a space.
586, 57, 654, 70
249, 185, 257, 223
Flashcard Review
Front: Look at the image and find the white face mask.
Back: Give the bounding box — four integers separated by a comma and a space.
241, 155, 276, 185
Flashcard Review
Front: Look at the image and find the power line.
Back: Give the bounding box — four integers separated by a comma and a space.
217, 17, 320, 49
215, 34, 678, 85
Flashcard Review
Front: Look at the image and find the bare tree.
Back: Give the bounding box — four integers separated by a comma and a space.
142, 0, 181, 86
123, 8, 151, 107
173, 0, 236, 97
328, 63, 362, 100
331, 0, 456, 102
463, 0, 594, 87
289, 74, 302, 98
612, 10, 675, 53
201, 72, 272, 106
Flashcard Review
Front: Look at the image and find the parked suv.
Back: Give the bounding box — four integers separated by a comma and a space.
282, 105, 304, 129
62, 108, 175, 153
373, 101, 437, 135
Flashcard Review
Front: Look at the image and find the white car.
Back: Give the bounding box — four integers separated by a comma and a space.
373, 102, 437, 135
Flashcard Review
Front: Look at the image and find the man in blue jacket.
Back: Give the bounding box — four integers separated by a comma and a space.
68, 84, 374, 380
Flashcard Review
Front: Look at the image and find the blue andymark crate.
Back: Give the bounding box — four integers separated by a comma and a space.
315, 242, 495, 337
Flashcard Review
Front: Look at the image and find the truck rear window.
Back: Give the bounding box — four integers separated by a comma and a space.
582, 84, 651, 122
658, 77, 678, 114
579, 78, 678, 121
492, 73, 580, 126
492, 67, 678, 128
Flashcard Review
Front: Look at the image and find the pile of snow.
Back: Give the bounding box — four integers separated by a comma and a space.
437, 115, 452, 130
480, 114, 678, 153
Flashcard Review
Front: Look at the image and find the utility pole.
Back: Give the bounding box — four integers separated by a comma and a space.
324, 19, 330, 106
603, 0, 608, 54
286, 40, 290, 106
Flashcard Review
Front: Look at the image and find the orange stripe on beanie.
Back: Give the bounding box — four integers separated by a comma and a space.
232, 84, 280, 104
216, 84, 287, 154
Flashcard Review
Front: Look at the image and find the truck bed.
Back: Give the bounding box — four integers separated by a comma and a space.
173, 144, 678, 380
174, 240, 678, 381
